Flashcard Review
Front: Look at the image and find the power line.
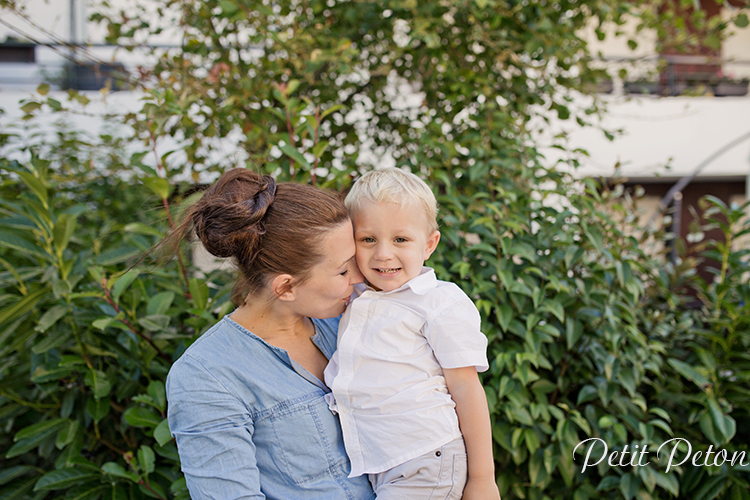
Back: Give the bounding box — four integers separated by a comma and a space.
0, 6, 148, 89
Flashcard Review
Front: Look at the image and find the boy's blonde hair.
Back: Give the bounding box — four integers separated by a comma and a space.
345, 168, 439, 233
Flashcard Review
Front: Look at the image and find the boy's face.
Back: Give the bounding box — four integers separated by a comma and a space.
351, 200, 440, 292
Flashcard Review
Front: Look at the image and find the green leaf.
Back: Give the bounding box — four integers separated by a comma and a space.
620, 473, 639, 500
655, 472, 679, 497
63, 483, 109, 500
154, 418, 172, 446
577, 385, 597, 405
312, 140, 330, 158
17, 171, 48, 207
101, 462, 139, 483
138, 445, 156, 475
692, 474, 726, 500
53, 213, 77, 256
649, 407, 671, 422
598, 416, 616, 428
219, 0, 239, 15
639, 465, 656, 493
142, 176, 170, 199
320, 104, 345, 120
0, 475, 37, 499
707, 398, 729, 442
148, 380, 167, 412
525, 429, 540, 454
35, 304, 68, 333
540, 298, 564, 323
37, 83, 50, 95
278, 142, 311, 169
0, 232, 49, 260
84, 369, 112, 399
123, 407, 161, 428
33, 469, 99, 491
496, 303, 512, 332
30, 364, 74, 383
147, 291, 174, 316
111, 269, 140, 303
138, 314, 170, 331
564, 246, 582, 269
124, 223, 162, 237
189, 277, 209, 310
735, 13, 749, 28
94, 246, 141, 266
139, 480, 166, 499
13, 418, 67, 442
668, 358, 709, 387
0, 289, 47, 324
21, 101, 42, 114
85, 396, 110, 423
0, 465, 37, 486
566, 318, 582, 349
55, 419, 79, 449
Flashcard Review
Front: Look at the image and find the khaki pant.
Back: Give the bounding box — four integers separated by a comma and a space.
368, 438, 467, 500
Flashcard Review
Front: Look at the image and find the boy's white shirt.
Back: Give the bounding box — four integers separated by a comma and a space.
323, 267, 489, 478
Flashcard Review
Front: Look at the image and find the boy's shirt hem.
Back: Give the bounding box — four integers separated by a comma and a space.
323, 267, 489, 478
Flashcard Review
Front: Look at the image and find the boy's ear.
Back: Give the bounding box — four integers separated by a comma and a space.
423, 230, 441, 260
271, 274, 296, 301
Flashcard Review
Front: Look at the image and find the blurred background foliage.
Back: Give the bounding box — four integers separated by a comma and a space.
1, 0, 749, 499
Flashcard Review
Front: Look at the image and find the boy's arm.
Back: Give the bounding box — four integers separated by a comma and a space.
443, 367, 501, 500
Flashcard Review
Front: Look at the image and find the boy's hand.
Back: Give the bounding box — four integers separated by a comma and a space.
462, 476, 500, 500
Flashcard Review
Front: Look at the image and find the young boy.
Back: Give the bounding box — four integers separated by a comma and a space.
324, 168, 501, 500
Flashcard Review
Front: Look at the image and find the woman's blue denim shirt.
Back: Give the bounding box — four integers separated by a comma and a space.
166, 315, 374, 500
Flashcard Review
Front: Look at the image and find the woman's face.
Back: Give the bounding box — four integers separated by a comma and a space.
291, 220, 363, 319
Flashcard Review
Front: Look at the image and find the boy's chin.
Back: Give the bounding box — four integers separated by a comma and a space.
365, 277, 407, 293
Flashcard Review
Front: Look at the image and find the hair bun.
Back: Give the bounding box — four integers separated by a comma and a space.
241, 175, 277, 230
193, 171, 277, 259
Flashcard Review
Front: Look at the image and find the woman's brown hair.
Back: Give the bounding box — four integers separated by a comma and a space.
166, 168, 349, 304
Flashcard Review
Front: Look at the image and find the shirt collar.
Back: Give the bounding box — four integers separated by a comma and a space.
361, 266, 437, 296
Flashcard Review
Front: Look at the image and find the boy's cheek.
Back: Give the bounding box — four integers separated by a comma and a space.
353, 250, 368, 270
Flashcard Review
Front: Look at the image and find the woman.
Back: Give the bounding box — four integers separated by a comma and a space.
165, 168, 373, 499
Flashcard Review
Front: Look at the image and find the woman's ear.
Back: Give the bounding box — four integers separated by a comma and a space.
271, 274, 296, 301
424, 230, 441, 260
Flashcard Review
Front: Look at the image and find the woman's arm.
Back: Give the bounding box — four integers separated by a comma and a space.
443, 366, 501, 500
167, 355, 265, 500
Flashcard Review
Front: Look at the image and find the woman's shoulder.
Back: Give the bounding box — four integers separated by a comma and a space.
168, 317, 233, 378
311, 316, 341, 358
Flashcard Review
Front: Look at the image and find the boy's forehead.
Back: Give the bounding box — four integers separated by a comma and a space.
352, 200, 434, 233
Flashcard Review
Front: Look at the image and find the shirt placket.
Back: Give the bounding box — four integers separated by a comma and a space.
334, 292, 377, 476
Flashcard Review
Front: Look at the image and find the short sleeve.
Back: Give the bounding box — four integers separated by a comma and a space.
166, 354, 265, 499
424, 289, 489, 372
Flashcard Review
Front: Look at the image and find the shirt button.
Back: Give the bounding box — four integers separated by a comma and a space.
435, 451, 441, 457
340, 406, 350, 414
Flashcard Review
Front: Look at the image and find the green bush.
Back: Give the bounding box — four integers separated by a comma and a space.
1, 0, 749, 499
0, 144, 231, 499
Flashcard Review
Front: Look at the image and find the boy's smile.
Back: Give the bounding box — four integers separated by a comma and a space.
351, 200, 440, 292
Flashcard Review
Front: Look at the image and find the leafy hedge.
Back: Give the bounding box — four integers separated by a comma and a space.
2, 0, 750, 499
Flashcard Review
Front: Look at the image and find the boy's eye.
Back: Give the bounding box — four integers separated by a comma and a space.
394, 237, 407, 243
362, 237, 375, 243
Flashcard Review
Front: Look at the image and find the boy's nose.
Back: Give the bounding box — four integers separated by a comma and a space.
373, 243, 393, 260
